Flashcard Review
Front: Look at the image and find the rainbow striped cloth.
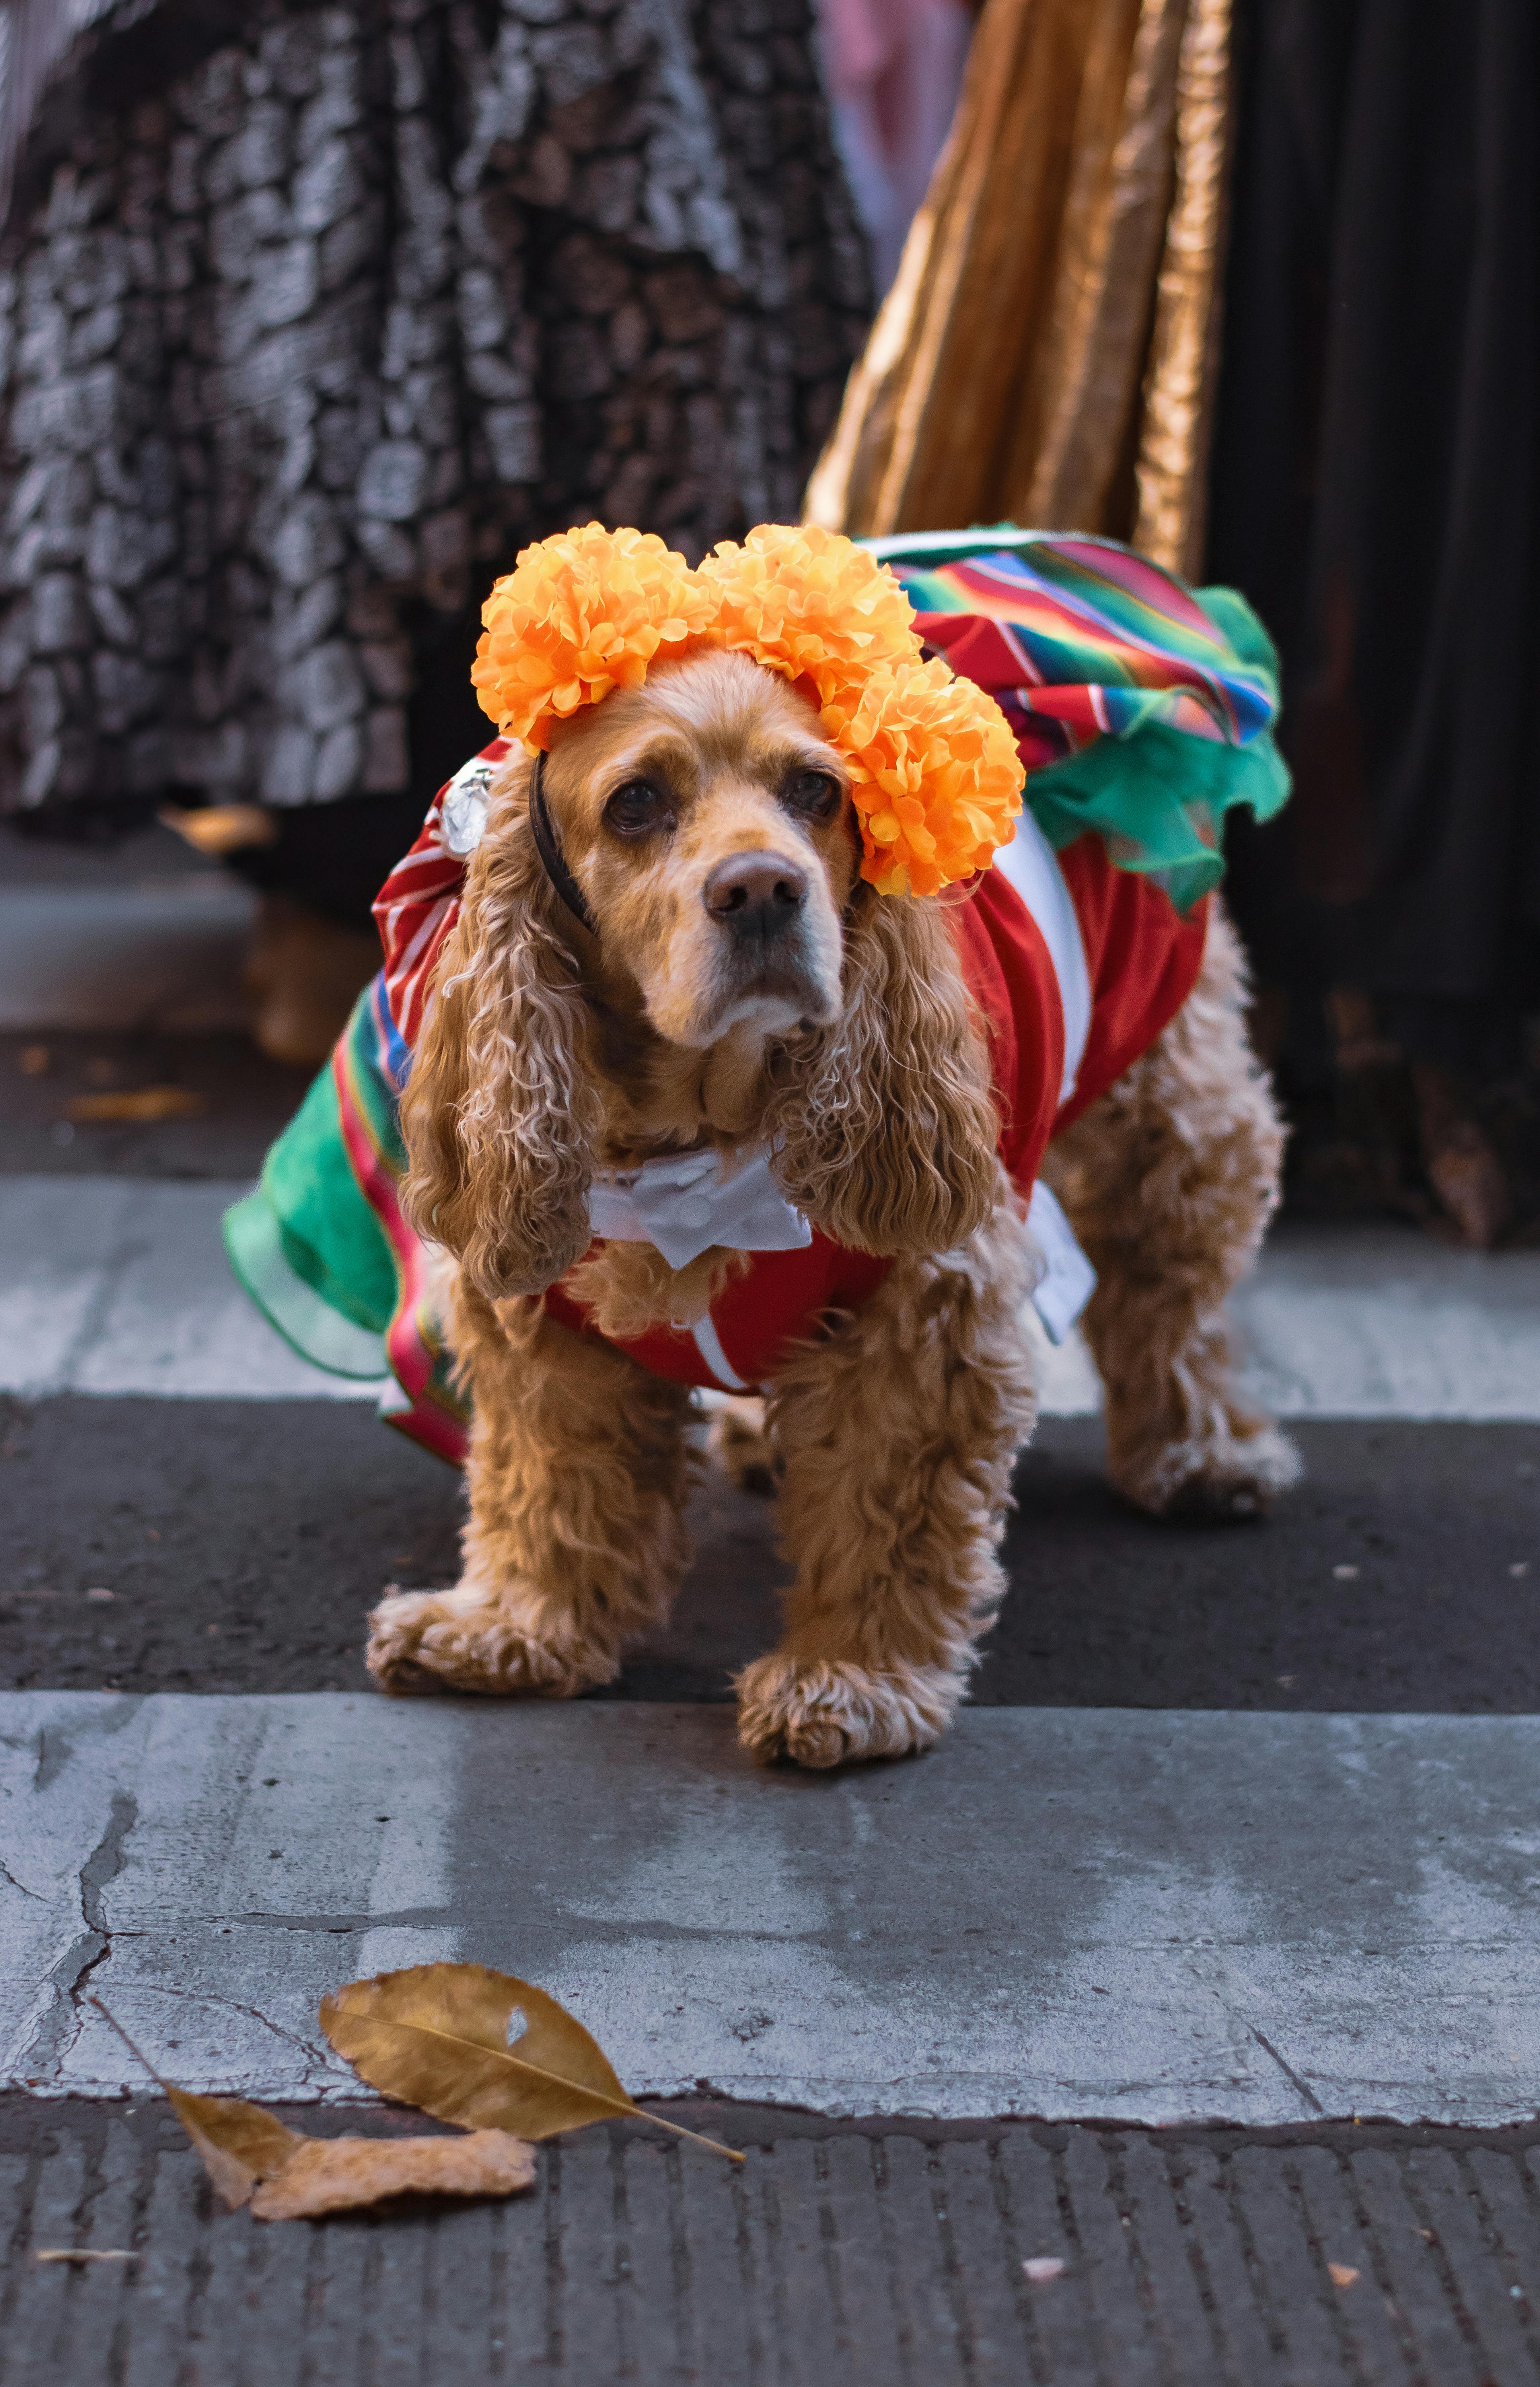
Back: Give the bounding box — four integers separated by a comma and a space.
224, 974, 471, 1462
223, 530, 1289, 1462
870, 528, 1289, 913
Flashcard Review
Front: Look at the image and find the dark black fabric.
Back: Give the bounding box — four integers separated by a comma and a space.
1207, 0, 1540, 1075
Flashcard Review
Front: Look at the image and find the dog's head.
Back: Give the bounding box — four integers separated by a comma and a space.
540, 646, 855, 1047
401, 648, 1001, 1300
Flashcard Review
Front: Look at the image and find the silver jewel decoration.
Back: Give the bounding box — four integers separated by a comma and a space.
440, 758, 494, 856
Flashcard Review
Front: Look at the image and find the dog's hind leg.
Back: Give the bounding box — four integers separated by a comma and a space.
366, 1291, 693, 1696
735, 1193, 1039, 1769
1044, 901, 1300, 1521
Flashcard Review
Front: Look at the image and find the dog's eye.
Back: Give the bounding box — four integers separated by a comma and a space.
604, 778, 673, 839
782, 768, 840, 820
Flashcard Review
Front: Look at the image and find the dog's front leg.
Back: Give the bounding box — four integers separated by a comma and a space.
367, 1295, 692, 1696
736, 1209, 1038, 1769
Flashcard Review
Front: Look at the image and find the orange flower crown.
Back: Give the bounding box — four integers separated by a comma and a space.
470, 522, 1024, 898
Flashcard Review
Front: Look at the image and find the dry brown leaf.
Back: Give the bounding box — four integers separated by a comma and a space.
319, 1963, 742, 2163
165, 2087, 300, 2211
1328, 2262, 1360, 2289
66, 1087, 208, 1124
250, 2130, 534, 2220
169, 2089, 533, 2221
90, 1996, 537, 2223
159, 801, 277, 857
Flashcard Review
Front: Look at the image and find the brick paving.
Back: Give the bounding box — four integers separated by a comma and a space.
6, 2098, 1540, 2383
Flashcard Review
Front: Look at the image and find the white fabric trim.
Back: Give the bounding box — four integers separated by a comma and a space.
990, 808, 1092, 1106
690, 1313, 749, 1390
586, 1145, 810, 1273
1024, 1179, 1098, 1344
858, 528, 1054, 561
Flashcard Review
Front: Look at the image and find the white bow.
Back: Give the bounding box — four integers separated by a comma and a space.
582, 1147, 1096, 1344
586, 1145, 812, 1271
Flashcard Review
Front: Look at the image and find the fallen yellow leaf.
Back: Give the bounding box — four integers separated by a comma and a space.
250, 2129, 535, 2221
1328, 2262, 1359, 2288
65, 1087, 208, 1124
164, 2087, 300, 2210
171, 2085, 534, 2218
319, 1963, 743, 2163
92, 1997, 536, 2222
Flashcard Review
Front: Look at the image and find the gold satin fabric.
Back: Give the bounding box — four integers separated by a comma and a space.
804, 0, 1234, 578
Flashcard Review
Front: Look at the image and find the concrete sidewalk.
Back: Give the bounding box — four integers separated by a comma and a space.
8, 1696, 1540, 2129
5, 1172, 1540, 1416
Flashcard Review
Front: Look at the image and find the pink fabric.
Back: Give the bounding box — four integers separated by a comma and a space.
816, 0, 972, 292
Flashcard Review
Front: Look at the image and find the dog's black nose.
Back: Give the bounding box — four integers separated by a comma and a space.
703, 850, 807, 938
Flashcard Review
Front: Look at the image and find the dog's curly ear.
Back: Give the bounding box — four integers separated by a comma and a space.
398, 778, 599, 1300
765, 886, 1000, 1255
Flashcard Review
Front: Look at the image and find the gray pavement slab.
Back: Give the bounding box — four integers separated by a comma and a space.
4, 1400, 1537, 1714
0, 882, 255, 1035
6, 1693, 1540, 2126
6, 1174, 1540, 1416
0, 1176, 378, 1403
6, 2095, 1540, 2386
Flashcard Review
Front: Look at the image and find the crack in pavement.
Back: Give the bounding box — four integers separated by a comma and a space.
190, 1908, 452, 1933
1250, 2025, 1327, 2117
16, 1792, 138, 2083
78, 1793, 137, 1945
64, 1791, 139, 2062
123, 1982, 338, 2089
0, 1854, 45, 1904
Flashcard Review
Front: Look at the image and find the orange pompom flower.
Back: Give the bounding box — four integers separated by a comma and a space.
466, 518, 1023, 896
471, 523, 716, 749
823, 656, 1026, 898
700, 522, 921, 698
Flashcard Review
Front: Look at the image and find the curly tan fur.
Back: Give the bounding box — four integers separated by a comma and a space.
370, 650, 1297, 1766
762, 886, 1002, 1257
368, 1281, 693, 1696
737, 1172, 1037, 1766
563, 1239, 749, 1338
1045, 903, 1300, 1518
399, 771, 601, 1303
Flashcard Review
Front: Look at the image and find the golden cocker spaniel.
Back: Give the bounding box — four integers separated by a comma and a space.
365, 646, 1297, 1766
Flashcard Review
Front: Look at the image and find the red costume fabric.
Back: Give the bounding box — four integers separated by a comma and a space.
543, 835, 1206, 1391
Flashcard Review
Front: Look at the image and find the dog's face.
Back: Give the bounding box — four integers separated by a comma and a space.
539, 647, 858, 1048
401, 641, 1003, 1297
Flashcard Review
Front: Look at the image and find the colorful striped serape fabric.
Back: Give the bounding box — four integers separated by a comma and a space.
224, 973, 471, 1463
865, 528, 1289, 911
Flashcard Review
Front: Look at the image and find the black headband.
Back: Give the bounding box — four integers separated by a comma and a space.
526, 750, 598, 938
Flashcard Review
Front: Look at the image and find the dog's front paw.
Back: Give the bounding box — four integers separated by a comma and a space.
734, 1655, 958, 1770
365, 1584, 616, 1698
1112, 1420, 1302, 1523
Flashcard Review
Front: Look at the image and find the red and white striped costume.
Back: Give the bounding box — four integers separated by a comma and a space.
373, 744, 1207, 1393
